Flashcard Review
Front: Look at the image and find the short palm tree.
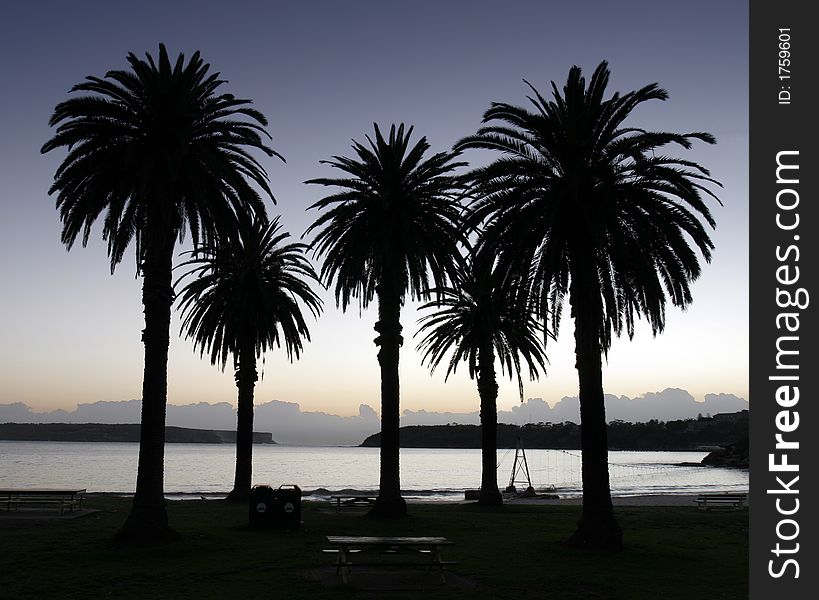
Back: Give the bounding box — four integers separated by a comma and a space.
306, 123, 467, 517
416, 249, 548, 506
456, 62, 721, 549
176, 214, 322, 502
41, 44, 280, 539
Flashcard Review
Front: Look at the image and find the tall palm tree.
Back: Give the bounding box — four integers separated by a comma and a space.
456, 62, 721, 549
176, 214, 322, 502
416, 249, 548, 506
41, 44, 280, 539
306, 123, 467, 517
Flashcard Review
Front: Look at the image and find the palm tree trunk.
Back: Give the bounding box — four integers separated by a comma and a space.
567, 271, 623, 550
227, 339, 258, 502
119, 230, 177, 541
370, 276, 407, 518
477, 342, 502, 506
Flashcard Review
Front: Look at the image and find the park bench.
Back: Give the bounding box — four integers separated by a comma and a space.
695, 493, 746, 511
0, 489, 86, 516
328, 494, 377, 512
325, 535, 458, 583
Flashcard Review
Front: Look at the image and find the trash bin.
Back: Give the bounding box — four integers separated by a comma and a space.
248, 484, 301, 529
275, 484, 301, 530
249, 485, 277, 528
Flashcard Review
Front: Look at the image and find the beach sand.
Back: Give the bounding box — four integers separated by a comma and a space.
503, 493, 747, 507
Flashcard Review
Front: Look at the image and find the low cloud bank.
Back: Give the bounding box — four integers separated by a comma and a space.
402, 389, 748, 427
1, 388, 747, 446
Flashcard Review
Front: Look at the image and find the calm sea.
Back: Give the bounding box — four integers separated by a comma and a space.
0, 441, 748, 501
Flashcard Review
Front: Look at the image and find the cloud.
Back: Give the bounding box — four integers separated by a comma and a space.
253, 401, 380, 445
0, 402, 72, 423
73, 400, 141, 423
1, 389, 747, 446
398, 389, 749, 427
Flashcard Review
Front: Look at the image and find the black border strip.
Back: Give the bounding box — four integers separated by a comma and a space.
750, 1, 817, 596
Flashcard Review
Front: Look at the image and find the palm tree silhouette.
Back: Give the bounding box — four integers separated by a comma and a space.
416, 249, 548, 506
41, 44, 280, 539
456, 62, 720, 549
306, 123, 467, 517
176, 214, 322, 502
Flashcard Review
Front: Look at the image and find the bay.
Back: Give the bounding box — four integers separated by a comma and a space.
0, 441, 748, 501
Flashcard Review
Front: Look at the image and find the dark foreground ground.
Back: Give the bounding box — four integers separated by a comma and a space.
0, 495, 748, 600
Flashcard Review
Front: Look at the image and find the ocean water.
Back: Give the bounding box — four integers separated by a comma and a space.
0, 441, 748, 501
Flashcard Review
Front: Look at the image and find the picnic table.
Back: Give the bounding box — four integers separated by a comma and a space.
325, 535, 457, 583
0, 488, 86, 515
328, 494, 377, 512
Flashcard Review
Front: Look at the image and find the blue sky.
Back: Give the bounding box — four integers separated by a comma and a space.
0, 0, 748, 416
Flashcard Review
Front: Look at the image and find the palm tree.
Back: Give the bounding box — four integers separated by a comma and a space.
176, 214, 322, 502
456, 62, 721, 549
41, 44, 280, 539
305, 123, 467, 517
416, 249, 548, 506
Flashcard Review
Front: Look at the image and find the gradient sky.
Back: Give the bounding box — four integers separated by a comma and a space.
0, 0, 748, 417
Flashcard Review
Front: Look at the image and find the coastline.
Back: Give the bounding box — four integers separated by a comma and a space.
85, 491, 747, 507
504, 493, 741, 506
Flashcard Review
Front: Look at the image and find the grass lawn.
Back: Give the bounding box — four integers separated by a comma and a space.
0, 496, 748, 600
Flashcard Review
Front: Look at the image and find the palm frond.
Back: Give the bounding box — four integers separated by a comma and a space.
416, 250, 550, 401
42, 43, 282, 274
305, 123, 468, 311
176, 215, 323, 371
458, 62, 721, 351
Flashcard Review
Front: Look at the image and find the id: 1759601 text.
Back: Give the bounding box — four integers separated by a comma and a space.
779, 28, 791, 105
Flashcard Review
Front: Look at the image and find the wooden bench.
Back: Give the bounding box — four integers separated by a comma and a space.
0, 489, 86, 516
329, 495, 377, 512
695, 493, 746, 511
325, 536, 457, 583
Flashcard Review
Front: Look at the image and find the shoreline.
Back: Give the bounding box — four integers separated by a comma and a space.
504, 493, 739, 506
85, 491, 748, 507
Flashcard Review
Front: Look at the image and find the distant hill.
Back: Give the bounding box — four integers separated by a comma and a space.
360, 411, 748, 452
702, 436, 749, 468
0, 423, 276, 444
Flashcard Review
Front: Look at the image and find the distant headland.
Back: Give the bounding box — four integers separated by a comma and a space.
360, 410, 748, 457
0, 423, 276, 444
